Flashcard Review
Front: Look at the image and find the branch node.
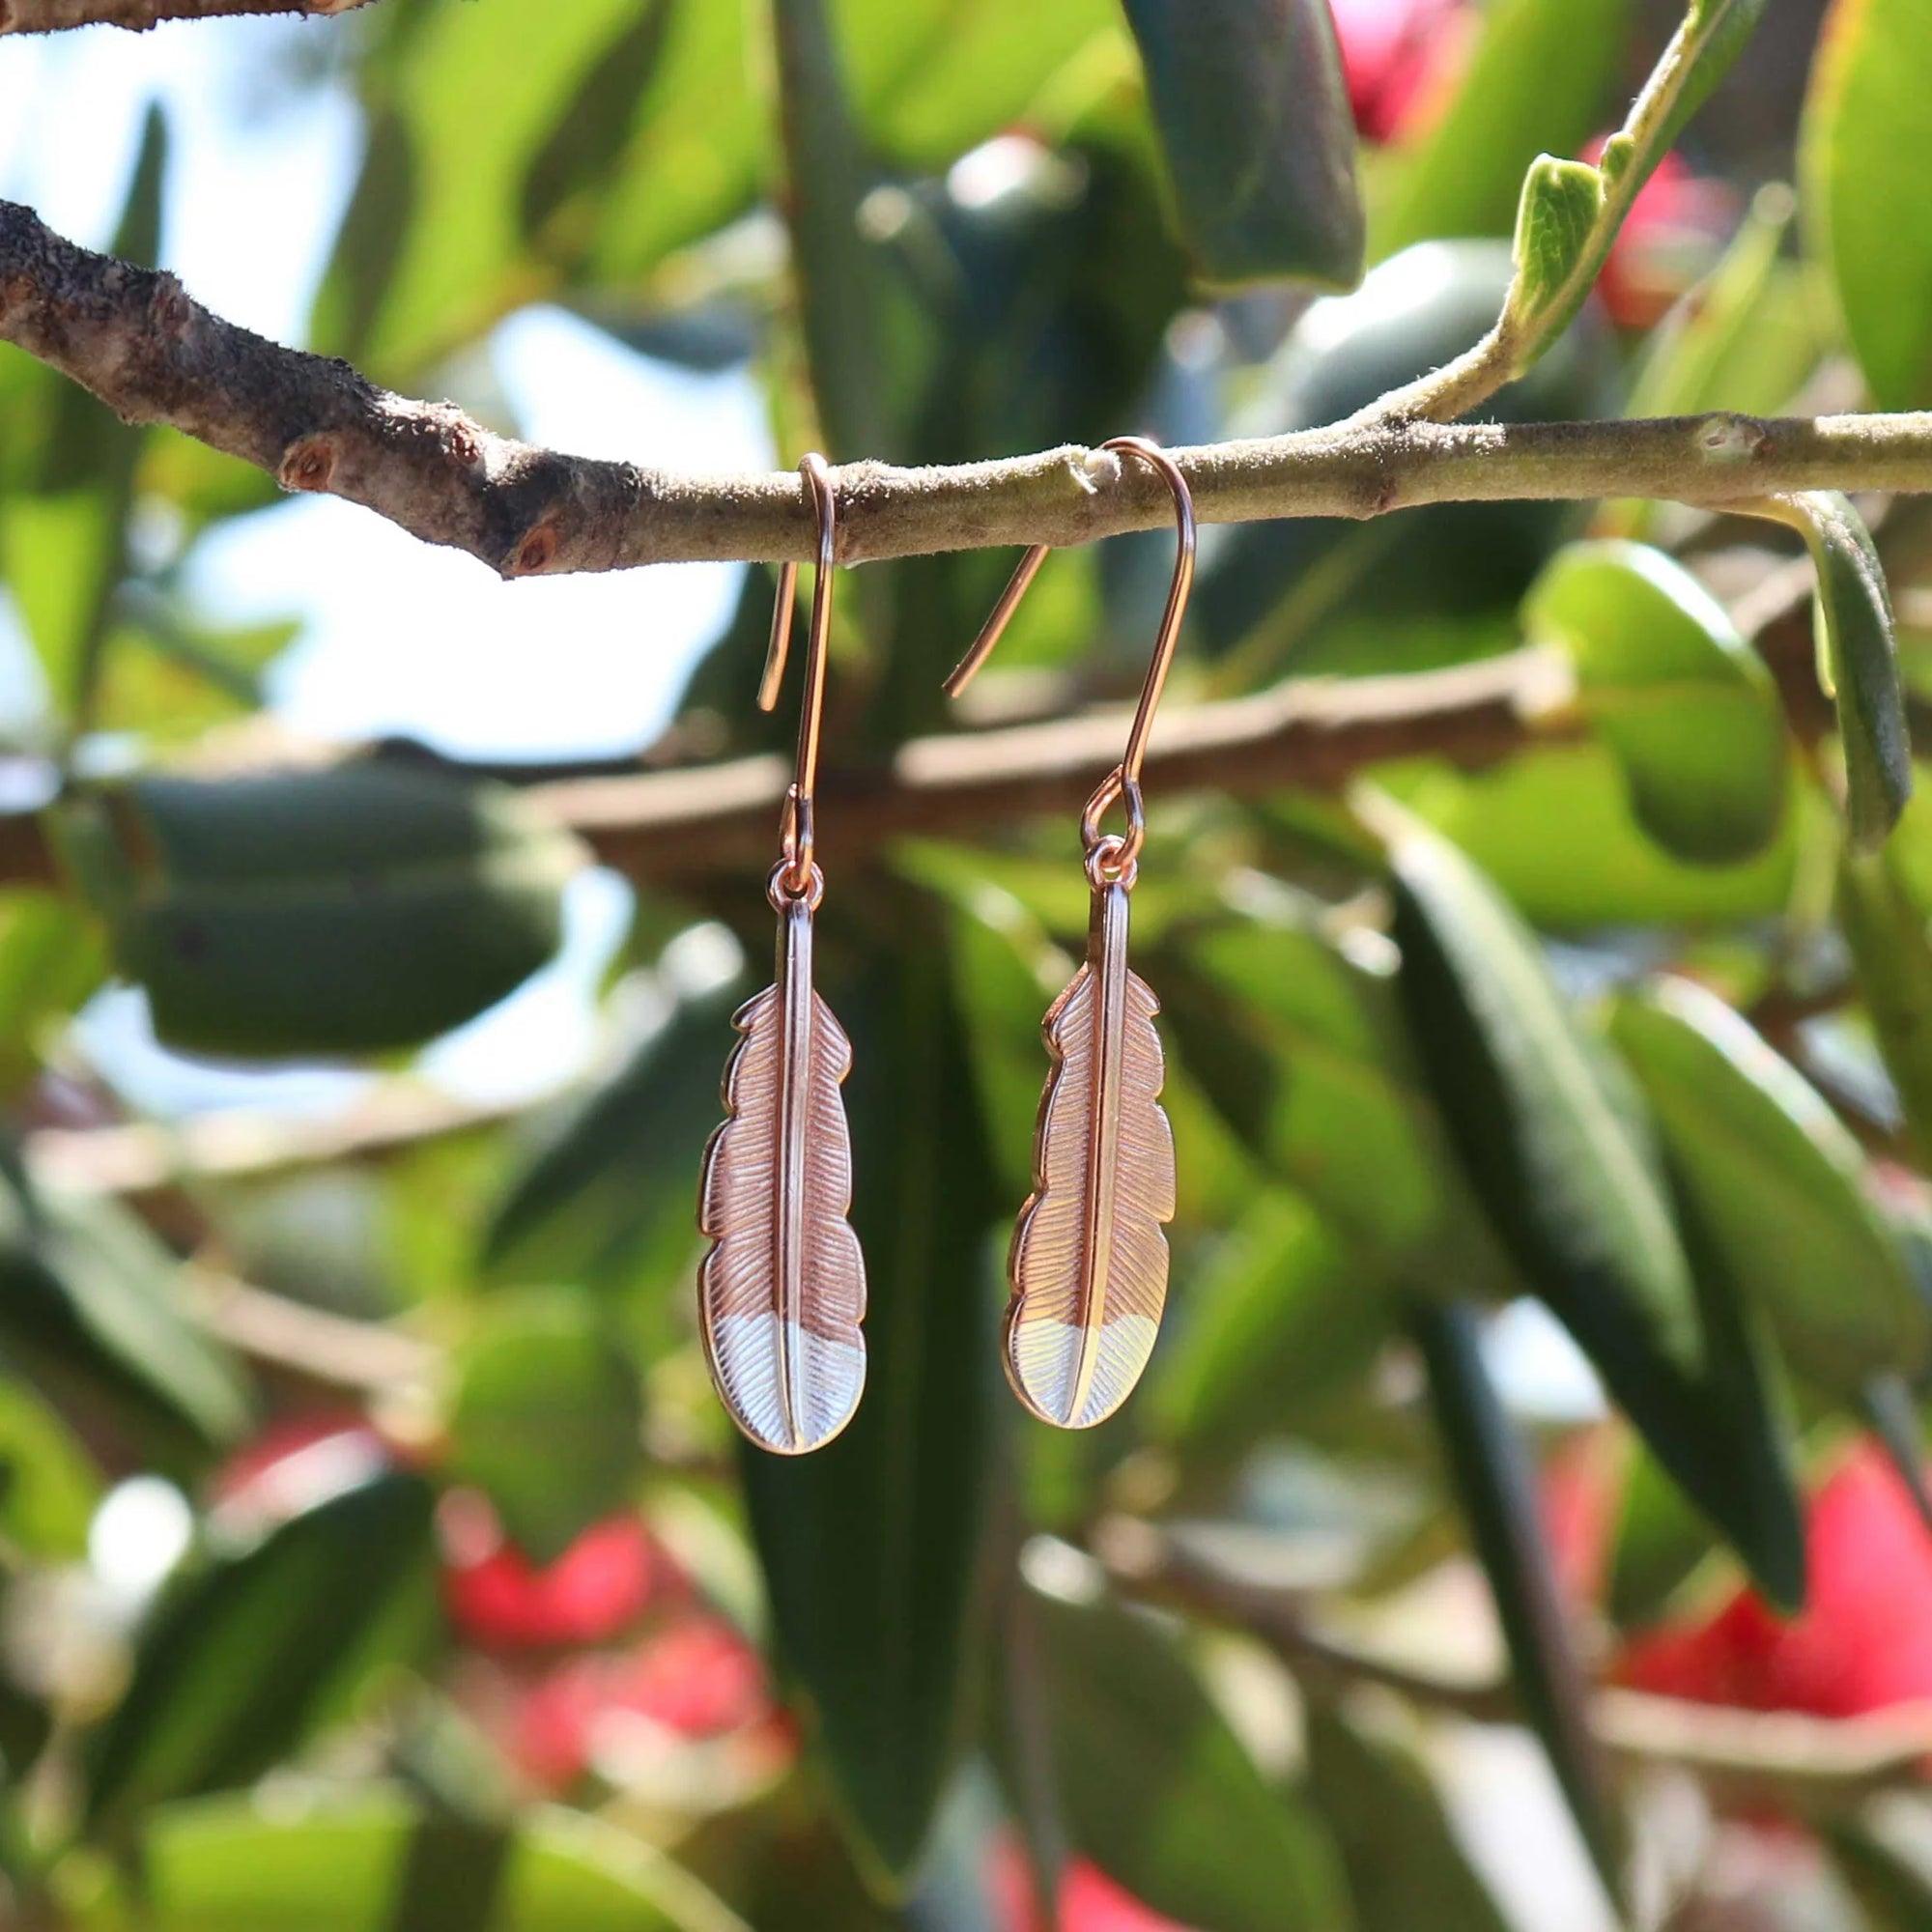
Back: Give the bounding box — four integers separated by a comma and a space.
1075, 445, 1116, 494
508, 521, 560, 578
149, 270, 190, 339
1697, 412, 1771, 462
279, 435, 337, 495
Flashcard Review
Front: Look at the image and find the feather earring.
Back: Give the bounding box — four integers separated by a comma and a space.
943, 437, 1193, 1428
696, 455, 867, 1456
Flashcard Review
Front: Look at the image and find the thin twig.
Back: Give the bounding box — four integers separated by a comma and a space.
187, 1268, 439, 1395
0, 0, 372, 29
1099, 1520, 1932, 1812
6, 200, 1932, 580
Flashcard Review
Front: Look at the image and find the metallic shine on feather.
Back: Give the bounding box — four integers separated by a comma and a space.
697, 895, 867, 1454
1004, 878, 1176, 1428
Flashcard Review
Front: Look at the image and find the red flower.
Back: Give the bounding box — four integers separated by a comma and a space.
508, 1615, 773, 1790
440, 1495, 664, 1652
1328, 0, 1472, 142
990, 1833, 1200, 1932
1581, 140, 1736, 329
1617, 1445, 1932, 1718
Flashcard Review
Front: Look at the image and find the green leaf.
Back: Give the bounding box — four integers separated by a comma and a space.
0, 891, 108, 1098
83, 1467, 437, 1833
1381, 744, 1801, 930
1803, 0, 1932, 410
1381, 810, 1804, 1604
1824, 1798, 1932, 1932
1021, 1558, 1351, 1932
741, 935, 1000, 1890
1507, 157, 1606, 336
1608, 977, 1927, 1399
1120, 0, 1363, 288
1147, 1190, 1391, 1470
1492, 0, 1771, 358
0, 1171, 247, 1466
56, 763, 582, 1058
62, 1790, 746, 1932
482, 983, 739, 1293
1755, 492, 1912, 853
1304, 1696, 1510, 1932
1624, 184, 1820, 424
1410, 1301, 1622, 1903
1838, 839, 1932, 1161
1605, 1441, 1719, 1631
1525, 540, 1786, 865
1379, 0, 1628, 256
445, 1293, 642, 1565
0, 1374, 102, 1559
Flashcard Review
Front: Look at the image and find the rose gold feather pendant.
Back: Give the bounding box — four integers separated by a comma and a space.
697, 879, 867, 1455
1004, 873, 1176, 1429
695, 451, 867, 1455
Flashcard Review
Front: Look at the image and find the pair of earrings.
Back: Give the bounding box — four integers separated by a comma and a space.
697, 440, 1195, 1455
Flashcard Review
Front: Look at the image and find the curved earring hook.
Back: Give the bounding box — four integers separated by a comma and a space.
943, 435, 1195, 878
761, 452, 838, 899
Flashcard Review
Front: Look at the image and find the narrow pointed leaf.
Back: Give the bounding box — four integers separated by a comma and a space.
1803, 0, 1932, 411
83, 1467, 436, 1833
1121, 0, 1363, 288
1411, 1301, 1622, 1904
1608, 977, 1927, 1398
1863, 1373, 1932, 1536
1305, 1696, 1511, 1932
742, 935, 999, 1889
1383, 811, 1804, 1603
1754, 492, 1911, 852
1839, 839, 1932, 1160
1021, 1558, 1351, 1931
1524, 541, 1785, 866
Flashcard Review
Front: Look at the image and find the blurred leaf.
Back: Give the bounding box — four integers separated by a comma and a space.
1021, 1564, 1350, 1931
742, 934, 999, 1889
482, 982, 740, 1292
1410, 1301, 1621, 1902
773, 0, 897, 458
56, 763, 582, 1058
1624, 184, 1819, 424
1755, 492, 1911, 853
1824, 1798, 1932, 1932
84, 1466, 437, 1833
1383, 811, 1804, 1604
1863, 1372, 1932, 1535
0, 890, 107, 1097
10, 104, 167, 721
1121, 0, 1362, 288
1526, 541, 1785, 865
1803, 0, 1932, 410
1382, 743, 1799, 928
1605, 1439, 1719, 1631
446, 1293, 642, 1565
1197, 241, 1619, 672
1609, 977, 1927, 1399
0, 1171, 247, 1466
1304, 1696, 1510, 1932
1149, 1190, 1391, 1470
309, 104, 416, 363
65, 1790, 745, 1932
1838, 838, 1932, 1161
1378, 0, 1627, 256
0, 1374, 101, 1559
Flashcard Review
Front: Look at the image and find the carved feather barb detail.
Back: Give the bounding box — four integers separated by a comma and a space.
697, 895, 867, 1454
1005, 878, 1176, 1429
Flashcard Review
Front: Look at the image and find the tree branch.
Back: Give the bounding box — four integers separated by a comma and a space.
7, 198, 1932, 580
0, 0, 371, 30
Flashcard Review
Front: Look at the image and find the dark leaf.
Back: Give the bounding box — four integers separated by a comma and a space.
1020, 1554, 1351, 1931
1410, 1300, 1622, 1903
55, 763, 582, 1058
742, 932, 1000, 1889
1120, 0, 1363, 288
83, 1466, 437, 1833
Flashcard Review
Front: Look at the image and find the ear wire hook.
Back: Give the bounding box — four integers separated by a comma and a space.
761, 452, 838, 902
943, 435, 1195, 884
